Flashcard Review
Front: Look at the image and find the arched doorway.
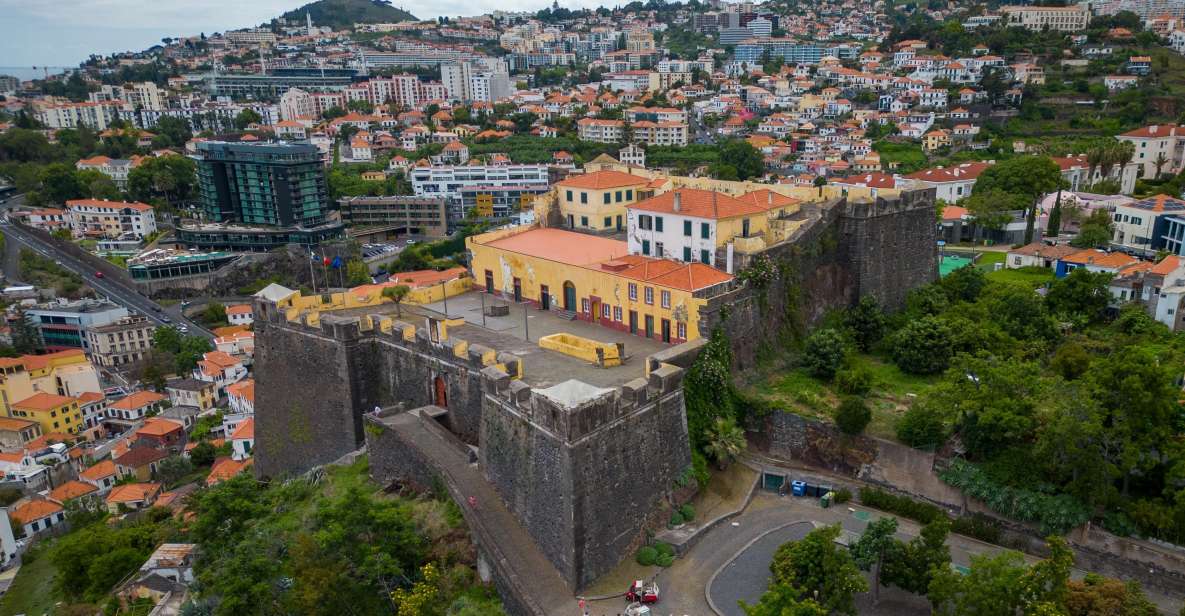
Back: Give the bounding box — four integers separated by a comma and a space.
562, 281, 576, 312
433, 375, 448, 408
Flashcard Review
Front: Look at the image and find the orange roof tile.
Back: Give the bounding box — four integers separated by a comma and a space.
11, 498, 63, 524
50, 480, 97, 502
225, 304, 252, 315
81, 459, 118, 481
109, 391, 165, 411
555, 170, 649, 190
0, 417, 38, 432
226, 379, 254, 402
65, 199, 153, 212
630, 188, 766, 220
1151, 255, 1182, 275
231, 417, 254, 440
206, 457, 252, 486
106, 482, 161, 503
13, 392, 75, 412
136, 418, 184, 438
737, 189, 801, 210
483, 228, 630, 266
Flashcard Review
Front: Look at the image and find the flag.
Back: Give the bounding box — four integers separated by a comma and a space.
323, 256, 331, 266
331, 256, 343, 269
310, 250, 317, 261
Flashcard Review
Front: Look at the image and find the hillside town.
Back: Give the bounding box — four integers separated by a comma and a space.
3, 0, 1185, 614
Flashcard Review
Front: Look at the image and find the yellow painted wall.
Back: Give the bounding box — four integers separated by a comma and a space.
281, 277, 472, 325
715, 214, 771, 249
469, 233, 706, 342
539, 333, 622, 367
12, 399, 82, 435
557, 184, 642, 231
0, 353, 95, 417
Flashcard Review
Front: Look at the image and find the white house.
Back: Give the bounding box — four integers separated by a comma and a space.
193, 351, 248, 397
231, 417, 254, 461
1112, 194, 1185, 255
10, 498, 65, 538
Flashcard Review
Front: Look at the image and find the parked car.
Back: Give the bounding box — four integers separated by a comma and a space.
94, 271, 104, 278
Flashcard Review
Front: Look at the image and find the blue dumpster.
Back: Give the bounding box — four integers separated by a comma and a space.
791, 480, 806, 496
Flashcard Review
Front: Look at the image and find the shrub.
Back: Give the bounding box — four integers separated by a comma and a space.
890, 316, 953, 375
834, 367, 873, 396
1101, 511, 1139, 538
938, 459, 1091, 535
678, 504, 695, 522
832, 488, 852, 504
803, 328, 848, 379
858, 487, 941, 524
834, 397, 872, 436
843, 296, 886, 351
656, 553, 675, 567
951, 513, 1002, 544
669, 511, 685, 527
655, 542, 675, 558
896, 403, 947, 449
636, 546, 658, 566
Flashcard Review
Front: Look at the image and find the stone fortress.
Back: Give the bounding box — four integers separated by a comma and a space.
252, 163, 938, 614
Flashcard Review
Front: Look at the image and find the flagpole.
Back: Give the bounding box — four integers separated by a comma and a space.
309, 250, 317, 293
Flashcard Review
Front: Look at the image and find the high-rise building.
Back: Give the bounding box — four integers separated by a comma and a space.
181, 141, 343, 250
441, 59, 512, 102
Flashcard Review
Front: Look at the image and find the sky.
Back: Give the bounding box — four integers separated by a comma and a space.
0, 0, 602, 77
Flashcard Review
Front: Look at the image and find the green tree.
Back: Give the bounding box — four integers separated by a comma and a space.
704, 415, 746, 469
127, 155, 197, 206
152, 116, 193, 149
382, 284, 412, 316
890, 316, 953, 375
1071, 209, 1115, 248
939, 265, 986, 303
345, 259, 372, 286
189, 441, 217, 467
157, 455, 194, 486
741, 583, 829, 616
962, 188, 1028, 230
76, 168, 122, 200
803, 328, 848, 379
843, 296, 886, 352
234, 109, 263, 130
1066, 573, 1159, 616
769, 525, 868, 615
851, 516, 898, 604
925, 355, 1043, 459
718, 139, 765, 180
685, 329, 735, 448
11, 309, 44, 354
1045, 268, 1111, 322
929, 549, 1029, 616
881, 517, 952, 595
1050, 342, 1091, 380
202, 302, 228, 326
38, 162, 85, 203
835, 397, 872, 436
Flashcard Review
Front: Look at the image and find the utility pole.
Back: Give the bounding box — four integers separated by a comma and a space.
523, 301, 529, 342
480, 289, 487, 328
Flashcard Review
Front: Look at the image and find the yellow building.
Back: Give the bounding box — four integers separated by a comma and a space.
923, 129, 952, 152
10, 392, 83, 435
0, 349, 100, 417
554, 170, 652, 232
468, 226, 733, 343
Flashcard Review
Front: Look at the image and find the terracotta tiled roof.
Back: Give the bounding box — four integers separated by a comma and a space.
225, 304, 252, 316
81, 459, 118, 481
226, 379, 254, 403
1062, 250, 1138, 269
231, 417, 254, 440
905, 162, 993, 183
1150, 255, 1182, 275
106, 482, 161, 504
483, 228, 629, 266
0, 417, 38, 432
136, 418, 184, 438
738, 189, 801, 210
630, 188, 766, 220
599, 254, 733, 292
206, 457, 252, 486
13, 392, 75, 412
11, 498, 62, 524
65, 199, 153, 212
1008, 242, 1079, 259
110, 391, 165, 411
555, 170, 648, 190
1120, 124, 1184, 138
50, 480, 97, 502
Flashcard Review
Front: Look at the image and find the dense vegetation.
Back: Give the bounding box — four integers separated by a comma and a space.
3, 459, 503, 615
279, 0, 417, 29
744, 523, 1160, 616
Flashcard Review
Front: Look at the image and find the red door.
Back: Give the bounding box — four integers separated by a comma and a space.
434, 375, 448, 408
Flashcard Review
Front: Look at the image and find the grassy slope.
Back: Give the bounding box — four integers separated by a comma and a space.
280, 0, 417, 28
0, 548, 59, 616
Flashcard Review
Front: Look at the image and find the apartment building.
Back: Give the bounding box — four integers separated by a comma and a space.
65, 198, 157, 240
442, 59, 512, 102
10, 392, 83, 436
25, 299, 129, 351
577, 118, 627, 143
410, 164, 550, 222
1113, 194, 1185, 255
630, 122, 689, 147
1000, 5, 1090, 31
75, 156, 142, 190
165, 378, 218, 412
338, 196, 449, 235
88, 82, 164, 111
85, 316, 155, 368
35, 101, 128, 130
0, 349, 101, 417
1117, 124, 1185, 179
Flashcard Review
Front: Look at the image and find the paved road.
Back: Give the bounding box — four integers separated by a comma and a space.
0, 215, 212, 340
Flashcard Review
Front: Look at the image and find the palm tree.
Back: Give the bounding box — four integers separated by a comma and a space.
382, 285, 411, 316
1154, 152, 1169, 179
704, 416, 746, 470
1086, 143, 1105, 181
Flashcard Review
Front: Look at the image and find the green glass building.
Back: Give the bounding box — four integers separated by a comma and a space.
186, 141, 344, 251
